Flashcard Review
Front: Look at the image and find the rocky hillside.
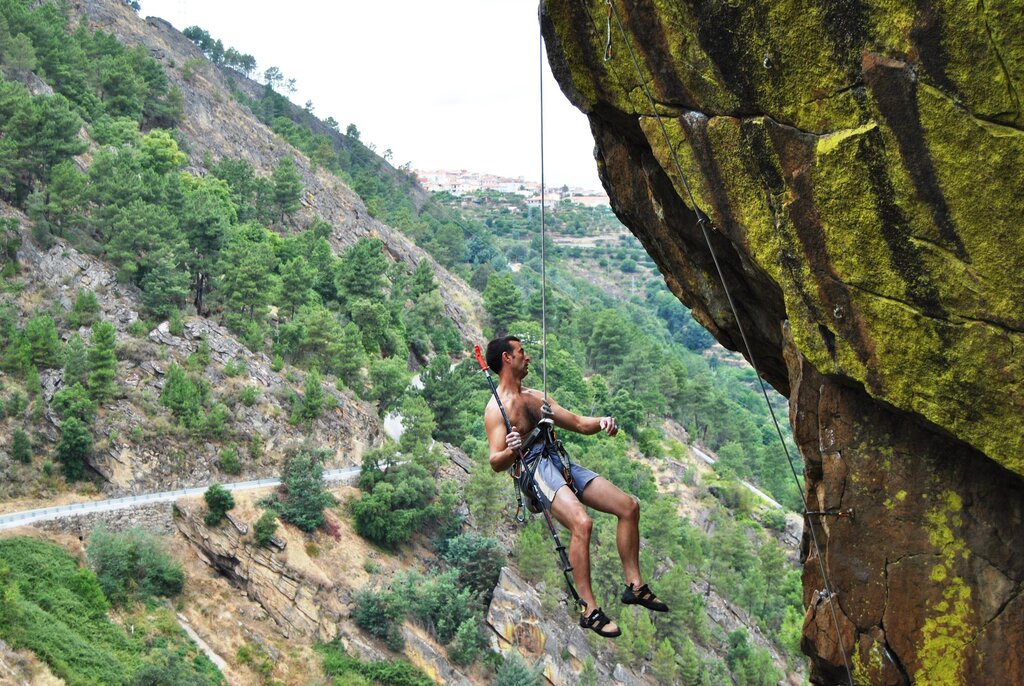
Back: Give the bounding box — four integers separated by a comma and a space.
541, 1, 1024, 684
74, 0, 484, 344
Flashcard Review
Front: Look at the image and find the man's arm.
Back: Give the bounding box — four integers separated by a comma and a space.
548, 396, 618, 437
485, 403, 521, 473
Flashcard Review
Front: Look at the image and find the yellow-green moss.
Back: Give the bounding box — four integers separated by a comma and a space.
853, 636, 889, 686
915, 490, 974, 684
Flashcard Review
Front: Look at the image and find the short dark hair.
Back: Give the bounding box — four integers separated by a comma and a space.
486, 336, 520, 374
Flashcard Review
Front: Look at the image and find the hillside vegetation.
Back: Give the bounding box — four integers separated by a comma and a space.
0, 1, 808, 684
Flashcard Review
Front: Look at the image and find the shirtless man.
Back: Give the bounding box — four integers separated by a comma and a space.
483, 335, 668, 638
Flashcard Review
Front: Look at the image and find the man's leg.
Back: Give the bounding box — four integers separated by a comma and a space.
579, 477, 642, 588
548, 486, 617, 628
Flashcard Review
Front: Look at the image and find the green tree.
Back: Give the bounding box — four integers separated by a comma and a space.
86, 321, 117, 403
68, 290, 100, 329
335, 237, 388, 301
334, 321, 366, 391
295, 366, 326, 424
52, 382, 96, 424
442, 533, 503, 603
55, 416, 92, 480
216, 223, 277, 331
278, 255, 314, 318
678, 637, 700, 685
448, 619, 485, 665
203, 483, 234, 526
10, 428, 30, 463
483, 272, 523, 336
179, 173, 234, 315
24, 313, 61, 368
272, 156, 302, 218
160, 363, 202, 427
367, 356, 409, 413
398, 394, 434, 455
140, 253, 190, 320
62, 332, 87, 385
253, 510, 277, 547
651, 638, 679, 684
278, 446, 333, 532
87, 525, 184, 604
495, 651, 542, 686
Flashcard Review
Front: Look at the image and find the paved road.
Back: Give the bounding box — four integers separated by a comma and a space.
0, 467, 361, 531
691, 445, 782, 509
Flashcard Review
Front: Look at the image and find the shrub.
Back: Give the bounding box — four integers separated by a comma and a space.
447, 619, 486, 666
204, 484, 234, 525
87, 526, 185, 604
239, 385, 260, 406
352, 588, 405, 651
253, 510, 277, 547
68, 290, 100, 329
218, 444, 241, 474
442, 533, 503, 603
11, 429, 30, 463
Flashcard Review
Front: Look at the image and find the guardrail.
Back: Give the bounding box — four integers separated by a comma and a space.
0, 467, 360, 530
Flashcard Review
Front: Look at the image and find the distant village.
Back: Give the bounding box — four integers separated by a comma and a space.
414, 169, 610, 209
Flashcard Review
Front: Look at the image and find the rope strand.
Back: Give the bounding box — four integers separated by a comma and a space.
539, 30, 549, 403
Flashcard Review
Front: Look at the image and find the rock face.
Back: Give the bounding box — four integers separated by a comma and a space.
541, 1, 1024, 683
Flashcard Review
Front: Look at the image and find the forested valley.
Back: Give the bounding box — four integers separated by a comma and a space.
0, 1, 808, 684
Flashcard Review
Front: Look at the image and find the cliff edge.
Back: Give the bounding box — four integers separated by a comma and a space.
541, 1, 1024, 683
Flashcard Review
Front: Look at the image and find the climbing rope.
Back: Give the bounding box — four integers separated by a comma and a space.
590, 2, 855, 683
539, 30, 550, 403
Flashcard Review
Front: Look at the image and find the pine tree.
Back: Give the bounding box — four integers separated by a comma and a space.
483, 272, 523, 337
278, 256, 314, 318
297, 367, 326, 423
652, 638, 681, 685
678, 637, 700, 685
335, 237, 388, 301
334, 321, 366, 391
68, 289, 100, 329
55, 416, 92, 481
86, 321, 117, 403
272, 157, 303, 218
278, 447, 332, 532
160, 363, 202, 427
24, 313, 61, 368
10, 429, 30, 464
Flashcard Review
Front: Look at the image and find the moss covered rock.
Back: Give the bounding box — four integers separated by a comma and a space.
543, 0, 1024, 681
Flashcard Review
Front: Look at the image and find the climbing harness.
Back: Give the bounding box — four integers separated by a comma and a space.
473, 345, 585, 611
589, 2, 856, 683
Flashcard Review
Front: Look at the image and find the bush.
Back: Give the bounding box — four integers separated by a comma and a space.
87, 526, 185, 604
448, 619, 486, 666
442, 533, 503, 603
352, 588, 406, 651
204, 484, 234, 525
318, 640, 433, 686
253, 510, 277, 547
239, 385, 260, 406
11, 429, 30, 463
218, 444, 241, 474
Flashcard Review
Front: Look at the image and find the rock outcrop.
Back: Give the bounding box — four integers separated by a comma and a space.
541, 1, 1024, 683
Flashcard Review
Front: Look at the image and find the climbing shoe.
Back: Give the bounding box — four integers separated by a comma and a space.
621, 583, 669, 612
579, 607, 621, 638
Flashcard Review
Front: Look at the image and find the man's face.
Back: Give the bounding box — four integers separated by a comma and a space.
505, 341, 530, 378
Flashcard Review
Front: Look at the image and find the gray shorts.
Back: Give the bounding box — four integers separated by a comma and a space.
518, 442, 600, 507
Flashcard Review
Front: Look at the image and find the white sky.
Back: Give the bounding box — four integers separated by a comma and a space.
138, 1, 604, 191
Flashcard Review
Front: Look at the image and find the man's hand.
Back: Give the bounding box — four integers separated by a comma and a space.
600, 416, 618, 437
506, 426, 522, 452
